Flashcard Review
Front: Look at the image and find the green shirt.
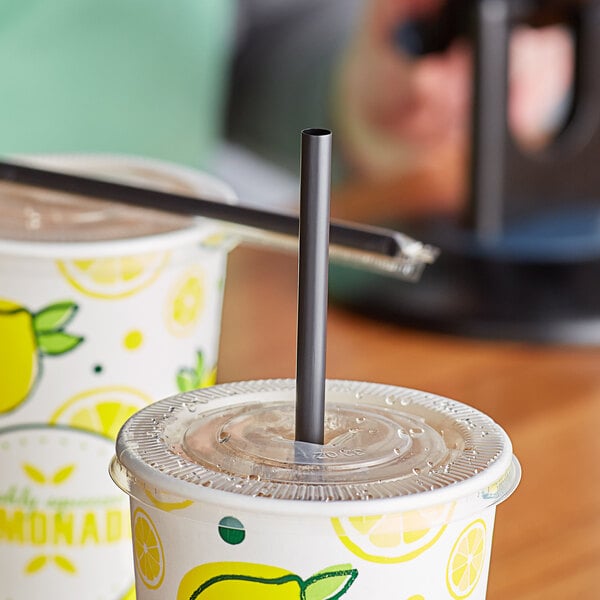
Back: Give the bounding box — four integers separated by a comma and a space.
0, 0, 235, 167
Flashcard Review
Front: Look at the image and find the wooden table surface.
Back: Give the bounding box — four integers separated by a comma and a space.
218, 243, 600, 600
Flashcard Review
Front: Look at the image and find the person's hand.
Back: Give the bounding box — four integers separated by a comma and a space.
334, 0, 573, 212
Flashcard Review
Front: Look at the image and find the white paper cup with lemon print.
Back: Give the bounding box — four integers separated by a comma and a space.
0, 155, 237, 599
111, 380, 520, 599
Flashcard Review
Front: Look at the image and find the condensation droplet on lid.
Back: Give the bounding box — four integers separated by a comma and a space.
399, 397, 410, 406
384, 396, 395, 405
409, 427, 424, 437
354, 391, 363, 400
393, 447, 404, 456
412, 467, 421, 475
248, 473, 261, 481
167, 406, 176, 413
24, 207, 42, 230
355, 416, 366, 424
185, 402, 197, 413
218, 431, 231, 443
201, 480, 212, 488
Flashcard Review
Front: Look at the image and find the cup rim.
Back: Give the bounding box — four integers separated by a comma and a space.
0, 153, 238, 259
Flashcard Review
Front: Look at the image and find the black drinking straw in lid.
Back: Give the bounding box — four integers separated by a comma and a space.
295, 129, 331, 445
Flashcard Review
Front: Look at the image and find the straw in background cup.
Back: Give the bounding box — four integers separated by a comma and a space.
0, 157, 440, 279
0, 155, 236, 599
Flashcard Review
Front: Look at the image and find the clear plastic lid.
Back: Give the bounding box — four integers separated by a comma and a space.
0, 154, 237, 256
112, 380, 520, 516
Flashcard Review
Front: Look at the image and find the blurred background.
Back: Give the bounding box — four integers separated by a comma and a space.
1, 4, 599, 599
1, 0, 596, 344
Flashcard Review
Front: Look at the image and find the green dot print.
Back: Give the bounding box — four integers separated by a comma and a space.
218, 516, 245, 545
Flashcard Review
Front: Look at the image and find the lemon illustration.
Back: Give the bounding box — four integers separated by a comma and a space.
165, 268, 205, 337
446, 519, 487, 599
177, 562, 358, 600
176, 350, 217, 393
0, 299, 83, 413
50, 385, 153, 440
144, 489, 193, 513
133, 508, 165, 591
331, 503, 454, 564
57, 252, 169, 300
121, 585, 135, 600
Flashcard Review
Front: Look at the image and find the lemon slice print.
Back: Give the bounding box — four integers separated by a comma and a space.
446, 519, 487, 599
144, 489, 193, 513
331, 503, 454, 564
0, 299, 83, 413
177, 562, 358, 599
133, 508, 165, 590
165, 267, 205, 337
57, 252, 169, 300
50, 385, 153, 440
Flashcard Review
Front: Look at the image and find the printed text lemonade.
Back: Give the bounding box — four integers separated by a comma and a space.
0, 501, 130, 547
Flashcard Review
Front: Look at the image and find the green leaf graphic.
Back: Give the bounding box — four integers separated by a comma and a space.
54, 555, 77, 574
25, 555, 48, 574
37, 332, 83, 355
22, 463, 46, 484
304, 565, 358, 600
195, 351, 205, 378
52, 464, 76, 485
177, 368, 199, 393
33, 301, 78, 333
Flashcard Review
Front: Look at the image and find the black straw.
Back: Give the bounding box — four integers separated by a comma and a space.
295, 129, 331, 445
0, 159, 403, 258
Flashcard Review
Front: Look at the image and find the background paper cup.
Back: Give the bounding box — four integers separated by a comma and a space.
0, 155, 236, 599
111, 379, 520, 599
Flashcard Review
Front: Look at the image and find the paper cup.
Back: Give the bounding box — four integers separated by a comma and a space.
111, 380, 520, 599
0, 155, 236, 599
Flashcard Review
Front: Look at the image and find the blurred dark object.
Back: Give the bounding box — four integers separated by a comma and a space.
397, 0, 589, 56
331, 0, 600, 344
